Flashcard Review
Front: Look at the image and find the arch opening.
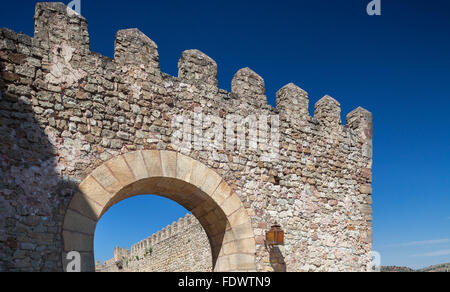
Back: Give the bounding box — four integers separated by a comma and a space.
94, 195, 213, 272
62, 150, 256, 272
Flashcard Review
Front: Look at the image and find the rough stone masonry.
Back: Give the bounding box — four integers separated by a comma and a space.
0, 2, 373, 272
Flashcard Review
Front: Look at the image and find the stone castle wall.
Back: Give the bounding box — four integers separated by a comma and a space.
0, 2, 373, 272
96, 214, 212, 272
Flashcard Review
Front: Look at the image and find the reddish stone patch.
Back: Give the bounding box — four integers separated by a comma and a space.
5, 237, 18, 249
7, 52, 25, 64
1, 71, 20, 82
255, 235, 265, 245
328, 200, 338, 207
257, 222, 267, 229
360, 168, 372, 179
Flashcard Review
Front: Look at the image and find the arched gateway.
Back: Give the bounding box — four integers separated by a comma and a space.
62, 150, 256, 272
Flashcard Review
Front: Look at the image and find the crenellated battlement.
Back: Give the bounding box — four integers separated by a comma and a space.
276, 83, 309, 118
314, 95, 342, 127
3, 1, 372, 137
114, 28, 160, 76
34, 2, 89, 54
129, 214, 197, 257
178, 49, 218, 87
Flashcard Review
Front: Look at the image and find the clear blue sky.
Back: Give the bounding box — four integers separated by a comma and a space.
1, 0, 449, 269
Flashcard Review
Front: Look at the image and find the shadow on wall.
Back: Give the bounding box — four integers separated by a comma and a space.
0, 57, 79, 271
269, 246, 286, 272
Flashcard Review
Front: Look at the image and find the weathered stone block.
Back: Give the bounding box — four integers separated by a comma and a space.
62, 231, 93, 252
141, 150, 163, 177
78, 175, 113, 208
220, 194, 242, 216
211, 180, 232, 206
123, 151, 148, 181
68, 192, 103, 221
176, 154, 195, 183
160, 150, 177, 178
63, 209, 97, 235
105, 156, 135, 187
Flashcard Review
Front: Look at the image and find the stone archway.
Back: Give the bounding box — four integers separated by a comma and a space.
61, 150, 256, 272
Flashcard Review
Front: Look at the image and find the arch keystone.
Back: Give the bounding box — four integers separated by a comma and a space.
123, 151, 148, 180
141, 150, 163, 177
160, 150, 177, 178
189, 160, 208, 188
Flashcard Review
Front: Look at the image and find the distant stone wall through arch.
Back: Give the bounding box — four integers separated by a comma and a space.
96, 213, 213, 272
